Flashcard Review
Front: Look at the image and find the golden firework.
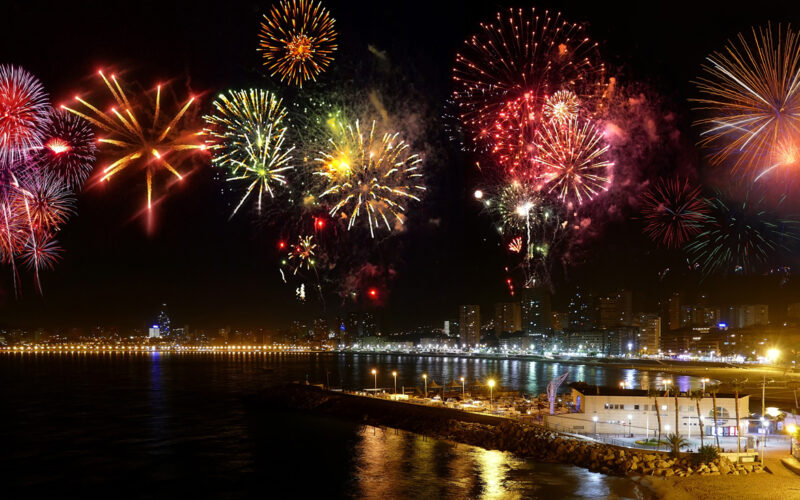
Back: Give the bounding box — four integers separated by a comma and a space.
258, 0, 338, 87
63, 71, 205, 210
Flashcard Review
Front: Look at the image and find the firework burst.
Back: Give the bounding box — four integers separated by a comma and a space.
20, 170, 75, 236
489, 92, 542, 175
685, 192, 798, 275
204, 89, 293, 216
488, 178, 569, 286
315, 119, 425, 238
287, 234, 317, 273
63, 71, 205, 211
543, 90, 580, 125
641, 178, 708, 248
453, 7, 605, 141
259, 0, 338, 87
535, 118, 613, 206
692, 24, 800, 180
36, 108, 96, 189
0, 65, 50, 164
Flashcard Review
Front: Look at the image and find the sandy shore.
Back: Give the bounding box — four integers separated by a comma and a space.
639, 459, 800, 500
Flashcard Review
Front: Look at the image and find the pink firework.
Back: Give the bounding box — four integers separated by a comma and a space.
36, 108, 96, 189
0, 65, 49, 164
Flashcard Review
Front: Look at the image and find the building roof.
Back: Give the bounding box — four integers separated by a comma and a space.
569, 383, 747, 399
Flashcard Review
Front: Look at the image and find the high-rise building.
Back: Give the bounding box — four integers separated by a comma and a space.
148, 325, 160, 338
597, 290, 632, 328
788, 303, 800, 321
668, 292, 681, 330
551, 311, 567, 332
520, 287, 551, 334
360, 312, 377, 337
636, 313, 661, 353
494, 302, 521, 335
459, 305, 481, 346
567, 289, 595, 330
311, 317, 329, 341
157, 304, 171, 337
346, 313, 360, 339
724, 305, 769, 328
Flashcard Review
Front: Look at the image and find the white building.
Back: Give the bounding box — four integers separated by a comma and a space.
546, 385, 750, 438
148, 326, 160, 338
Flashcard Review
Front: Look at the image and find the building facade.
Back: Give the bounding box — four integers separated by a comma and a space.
546, 386, 750, 438
459, 305, 481, 347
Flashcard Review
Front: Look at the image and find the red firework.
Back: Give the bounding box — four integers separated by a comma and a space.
36, 108, 97, 189
0, 65, 50, 164
453, 7, 606, 144
641, 178, 708, 248
489, 92, 541, 176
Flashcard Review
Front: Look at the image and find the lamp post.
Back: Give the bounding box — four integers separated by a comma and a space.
460, 376, 465, 399
371, 369, 377, 392
628, 414, 633, 437
787, 424, 797, 455
392, 371, 397, 395
592, 415, 598, 434
423, 373, 428, 399
488, 379, 496, 410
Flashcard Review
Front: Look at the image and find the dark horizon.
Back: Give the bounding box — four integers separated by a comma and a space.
3, 0, 800, 331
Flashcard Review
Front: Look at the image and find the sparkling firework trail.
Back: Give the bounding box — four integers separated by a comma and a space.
535, 118, 613, 206
259, 0, 338, 87
63, 71, 205, 211
453, 7, 605, 141
315, 119, 425, 238
36, 108, 96, 189
641, 178, 708, 248
692, 24, 800, 179
0, 65, 49, 164
204, 89, 293, 216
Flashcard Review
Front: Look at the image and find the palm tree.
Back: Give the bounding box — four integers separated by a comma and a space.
665, 432, 690, 457
730, 378, 747, 454
709, 384, 721, 450
691, 389, 705, 448
672, 384, 680, 437
647, 385, 663, 451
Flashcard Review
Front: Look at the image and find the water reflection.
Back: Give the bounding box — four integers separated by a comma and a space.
353, 425, 648, 499
283, 353, 702, 396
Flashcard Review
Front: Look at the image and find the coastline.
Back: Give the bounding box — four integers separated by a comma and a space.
261, 384, 790, 500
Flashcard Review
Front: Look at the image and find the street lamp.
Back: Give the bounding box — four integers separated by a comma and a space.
371, 369, 377, 392
488, 379, 496, 409
423, 373, 428, 398
392, 371, 397, 395
592, 415, 598, 434
787, 424, 797, 455
628, 414, 633, 437
460, 376, 465, 399
767, 348, 780, 364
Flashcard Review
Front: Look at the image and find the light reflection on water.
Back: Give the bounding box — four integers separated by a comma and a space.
353, 425, 650, 499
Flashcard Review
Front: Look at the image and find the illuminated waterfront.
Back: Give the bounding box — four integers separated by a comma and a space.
0, 352, 651, 498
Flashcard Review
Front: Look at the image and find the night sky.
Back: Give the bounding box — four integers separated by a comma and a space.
2, 1, 800, 331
